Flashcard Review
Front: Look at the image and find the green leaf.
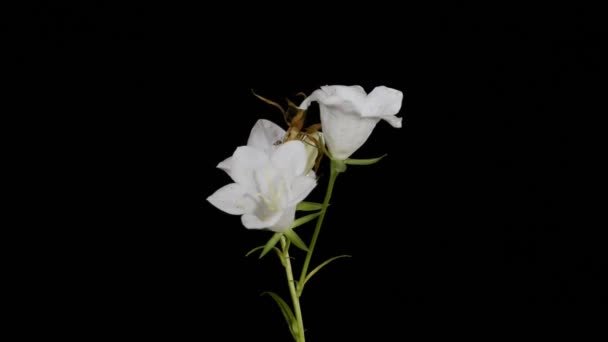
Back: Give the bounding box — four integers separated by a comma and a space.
284, 228, 309, 252
246, 245, 283, 264
296, 201, 324, 211
262, 291, 298, 340
302, 255, 351, 289
344, 154, 387, 165
260, 233, 283, 259
245, 245, 265, 257
291, 211, 322, 229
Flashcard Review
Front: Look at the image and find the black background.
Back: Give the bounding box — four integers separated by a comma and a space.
10, 2, 606, 340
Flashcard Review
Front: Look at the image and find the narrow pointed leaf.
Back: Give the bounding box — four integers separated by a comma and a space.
302, 255, 351, 288
290, 211, 322, 229
245, 245, 265, 257
284, 228, 309, 252
246, 245, 283, 264
344, 154, 387, 165
260, 233, 282, 259
296, 201, 324, 211
262, 291, 298, 340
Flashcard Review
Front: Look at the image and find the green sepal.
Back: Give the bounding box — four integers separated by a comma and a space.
284, 228, 309, 252
245, 245, 284, 265
259, 232, 282, 259
344, 154, 387, 165
291, 211, 322, 229
296, 201, 324, 211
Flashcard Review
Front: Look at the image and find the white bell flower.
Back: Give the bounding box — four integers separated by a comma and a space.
299, 85, 403, 160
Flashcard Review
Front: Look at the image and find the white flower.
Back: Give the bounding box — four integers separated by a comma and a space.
299, 85, 403, 160
217, 119, 318, 177
207, 140, 317, 232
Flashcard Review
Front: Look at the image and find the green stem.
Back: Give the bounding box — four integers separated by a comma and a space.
297, 159, 341, 296
281, 236, 305, 342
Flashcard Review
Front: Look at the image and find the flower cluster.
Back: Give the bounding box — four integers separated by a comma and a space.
208, 85, 403, 231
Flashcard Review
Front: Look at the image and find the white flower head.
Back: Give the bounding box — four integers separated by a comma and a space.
208, 139, 317, 232
299, 85, 403, 160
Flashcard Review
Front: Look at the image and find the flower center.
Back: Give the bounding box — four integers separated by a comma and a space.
254, 169, 287, 218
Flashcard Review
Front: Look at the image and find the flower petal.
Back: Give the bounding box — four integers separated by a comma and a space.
361, 86, 403, 117
320, 85, 367, 109
269, 205, 297, 232
320, 106, 380, 160
246, 119, 286, 153
231, 146, 270, 190
299, 85, 366, 110
253, 164, 282, 196
207, 183, 255, 215
270, 140, 308, 178
381, 114, 403, 128
298, 90, 318, 110
288, 175, 317, 206
216, 156, 233, 176
241, 210, 282, 230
